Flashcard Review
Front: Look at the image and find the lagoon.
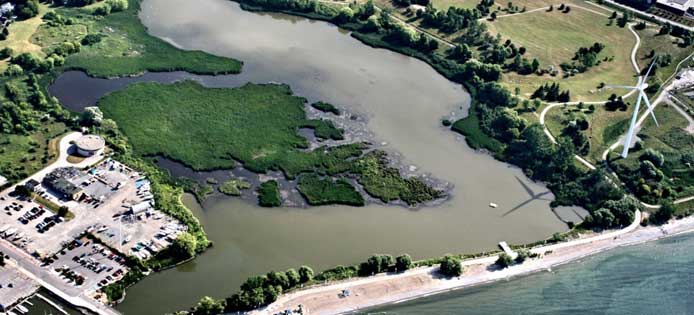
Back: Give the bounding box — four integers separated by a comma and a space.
49, 0, 579, 313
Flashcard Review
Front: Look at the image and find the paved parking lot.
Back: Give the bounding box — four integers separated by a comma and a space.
0, 196, 65, 252
0, 262, 40, 310
0, 159, 186, 259
47, 237, 129, 293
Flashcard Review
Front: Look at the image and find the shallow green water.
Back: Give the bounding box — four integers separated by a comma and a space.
365, 233, 694, 315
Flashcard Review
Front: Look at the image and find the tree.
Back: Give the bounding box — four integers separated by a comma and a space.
266, 271, 290, 290
495, 253, 514, 268
334, 6, 354, 24
395, 254, 412, 271
360, 254, 383, 275
515, 249, 530, 263
439, 255, 462, 276
13, 184, 31, 198
106, 0, 128, 11
263, 285, 281, 304
170, 232, 197, 259
640, 148, 664, 167
298, 266, 314, 283
58, 206, 69, 217
652, 201, 675, 224
285, 268, 300, 287
193, 296, 225, 315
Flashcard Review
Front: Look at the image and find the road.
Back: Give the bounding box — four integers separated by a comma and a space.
0, 131, 118, 315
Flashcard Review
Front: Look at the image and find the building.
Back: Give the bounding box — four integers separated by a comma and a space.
42, 168, 84, 200
656, 0, 694, 14
74, 135, 105, 157
130, 201, 152, 215
24, 179, 40, 192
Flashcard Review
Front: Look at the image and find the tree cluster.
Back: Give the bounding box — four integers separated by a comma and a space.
531, 82, 570, 102
225, 266, 314, 312
604, 93, 627, 111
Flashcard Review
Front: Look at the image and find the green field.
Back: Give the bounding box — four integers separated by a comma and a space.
544, 102, 633, 162
636, 26, 693, 86
0, 4, 50, 71
100, 81, 335, 171
297, 174, 365, 206
99, 81, 443, 206
31, 0, 242, 77
487, 5, 638, 101
0, 122, 67, 183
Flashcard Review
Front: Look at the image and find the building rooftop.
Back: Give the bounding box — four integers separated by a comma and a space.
656, 0, 693, 11
75, 135, 105, 152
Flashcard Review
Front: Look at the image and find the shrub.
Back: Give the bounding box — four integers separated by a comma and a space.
106, 0, 128, 11
495, 253, 514, 268
257, 180, 281, 207
395, 254, 413, 272
439, 255, 462, 276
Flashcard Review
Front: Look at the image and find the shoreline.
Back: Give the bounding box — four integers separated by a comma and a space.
251, 211, 694, 315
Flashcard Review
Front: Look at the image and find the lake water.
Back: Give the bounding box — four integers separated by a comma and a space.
47, 0, 585, 313
364, 232, 694, 315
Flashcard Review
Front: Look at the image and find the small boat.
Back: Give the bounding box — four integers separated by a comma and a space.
8, 311, 19, 315
15, 304, 29, 314
489, 203, 498, 208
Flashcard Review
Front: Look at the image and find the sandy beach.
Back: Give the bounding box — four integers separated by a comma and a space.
251, 211, 694, 315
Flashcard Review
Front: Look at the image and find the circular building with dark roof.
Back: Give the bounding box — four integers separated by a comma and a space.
75, 135, 105, 157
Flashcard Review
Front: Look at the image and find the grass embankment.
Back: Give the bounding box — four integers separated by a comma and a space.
98, 81, 442, 206
486, 4, 637, 101
32, 0, 242, 77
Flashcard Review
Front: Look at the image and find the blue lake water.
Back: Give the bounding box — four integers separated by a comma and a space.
364, 233, 694, 315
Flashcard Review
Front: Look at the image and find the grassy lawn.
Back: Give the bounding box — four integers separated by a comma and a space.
544, 102, 634, 162
31, 0, 242, 77
0, 4, 51, 72
486, 5, 638, 101
636, 26, 693, 86
430, 0, 478, 10
0, 122, 68, 183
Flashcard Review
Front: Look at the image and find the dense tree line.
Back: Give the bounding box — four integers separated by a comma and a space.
612, 148, 680, 205
221, 253, 415, 313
